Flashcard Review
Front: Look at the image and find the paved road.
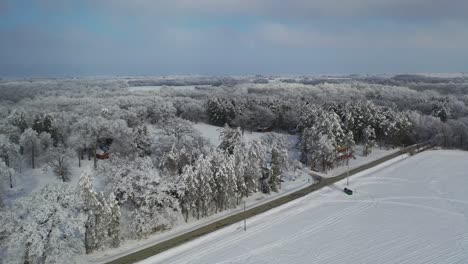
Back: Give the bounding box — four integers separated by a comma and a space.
105, 142, 431, 264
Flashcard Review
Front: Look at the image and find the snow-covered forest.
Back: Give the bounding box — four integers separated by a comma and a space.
1, 74, 468, 263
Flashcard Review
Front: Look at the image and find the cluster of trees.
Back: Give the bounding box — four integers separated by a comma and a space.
206, 96, 299, 133
296, 101, 413, 172
180, 126, 289, 222
96, 157, 180, 239
204, 97, 411, 173
1, 75, 468, 262
80, 172, 120, 253
1, 183, 85, 264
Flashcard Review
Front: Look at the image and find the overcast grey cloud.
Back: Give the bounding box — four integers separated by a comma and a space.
89, 0, 468, 21
1, 0, 467, 77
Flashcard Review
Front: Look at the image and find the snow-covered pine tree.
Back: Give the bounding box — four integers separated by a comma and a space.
95, 192, 111, 250
269, 146, 288, 192
79, 171, 120, 252
218, 124, 242, 155
79, 171, 99, 253
362, 125, 376, 156
196, 154, 215, 217
316, 133, 337, 172
244, 140, 266, 195
134, 125, 152, 157
160, 144, 180, 176
179, 165, 197, 222
206, 96, 238, 126
300, 125, 337, 172
224, 154, 238, 208
232, 145, 247, 204
260, 166, 271, 194
298, 126, 316, 167
211, 152, 233, 211
107, 192, 121, 248
343, 130, 356, 156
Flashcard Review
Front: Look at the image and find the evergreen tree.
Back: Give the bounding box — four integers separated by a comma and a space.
232, 145, 247, 204
134, 125, 152, 157
179, 165, 197, 222
244, 140, 266, 194
196, 155, 215, 217
343, 130, 356, 157
269, 146, 288, 192
316, 134, 337, 172
108, 193, 121, 248
205, 96, 237, 126
362, 126, 376, 156
79, 171, 120, 253
218, 124, 242, 155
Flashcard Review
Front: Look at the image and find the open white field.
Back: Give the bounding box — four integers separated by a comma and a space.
139, 150, 468, 264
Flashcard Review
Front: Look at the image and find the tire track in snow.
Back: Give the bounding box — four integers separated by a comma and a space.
212, 198, 377, 264
158, 197, 323, 264
107, 144, 432, 264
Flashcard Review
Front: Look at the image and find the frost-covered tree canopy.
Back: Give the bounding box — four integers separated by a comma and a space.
1, 75, 468, 261
1, 183, 85, 264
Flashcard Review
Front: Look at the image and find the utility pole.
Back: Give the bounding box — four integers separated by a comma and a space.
346, 147, 350, 186
243, 201, 247, 231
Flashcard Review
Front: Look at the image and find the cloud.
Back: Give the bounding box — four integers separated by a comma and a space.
88, 0, 468, 22
248, 21, 468, 50
0, 0, 11, 14
29, 0, 468, 22
2, 0, 468, 76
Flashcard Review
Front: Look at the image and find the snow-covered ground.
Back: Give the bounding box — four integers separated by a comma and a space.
86, 168, 312, 264
314, 145, 401, 178
87, 124, 407, 263
128, 85, 211, 92
2, 159, 94, 207
193, 123, 274, 147
139, 150, 468, 264
193, 122, 399, 178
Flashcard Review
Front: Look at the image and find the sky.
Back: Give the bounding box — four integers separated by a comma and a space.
1, 0, 468, 77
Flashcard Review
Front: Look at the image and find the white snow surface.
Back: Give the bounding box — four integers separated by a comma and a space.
86, 169, 313, 264
315, 145, 401, 178
193, 123, 270, 147
138, 150, 468, 264
2, 159, 95, 206
192, 123, 398, 173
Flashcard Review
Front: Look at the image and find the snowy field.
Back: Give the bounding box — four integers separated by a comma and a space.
139, 150, 468, 264
87, 169, 312, 264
